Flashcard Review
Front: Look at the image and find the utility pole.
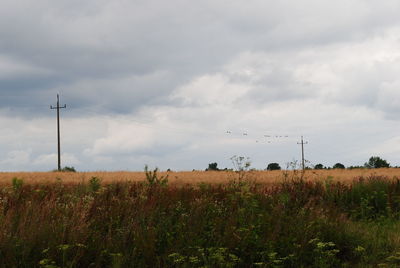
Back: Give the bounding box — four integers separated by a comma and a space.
297, 136, 308, 171
50, 94, 66, 171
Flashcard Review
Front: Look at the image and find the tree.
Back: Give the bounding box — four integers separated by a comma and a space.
364, 156, 390, 169
206, 162, 219, 171
267, 163, 281, 171
333, 163, 345, 169
314, 164, 324, 170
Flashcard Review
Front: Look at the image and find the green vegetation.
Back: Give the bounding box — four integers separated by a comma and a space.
365, 156, 390, 169
266, 163, 281, 171
206, 162, 219, 171
332, 163, 345, 169
2, 174, 400, 267
314, 163, 325, 170
53, 166, 77, 172
62, 166, 77, 172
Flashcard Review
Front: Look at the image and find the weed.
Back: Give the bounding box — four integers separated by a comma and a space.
2, 175, 400, 267
89, 176, 101, 192
11, 177, 23, 191
144, 165, 168, 186
230, 155, 251, 181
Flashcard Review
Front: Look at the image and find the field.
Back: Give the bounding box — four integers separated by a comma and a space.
1, 167, 399, 186
2, 169, 400, 267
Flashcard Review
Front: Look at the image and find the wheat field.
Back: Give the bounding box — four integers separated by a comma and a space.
1, 168, 400, 186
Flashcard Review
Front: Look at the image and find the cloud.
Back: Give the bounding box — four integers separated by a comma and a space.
85, 119, 156, 156
375, 81, 400, 119
3, 1, 400, 170
171, 74, 250, 107
33, 153, 80, 167
0, 55, 53, 79
3, 0, 400, 115
0, 150, 31, 168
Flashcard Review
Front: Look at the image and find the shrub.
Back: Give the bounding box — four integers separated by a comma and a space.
89, 176, 101, 192
314, 164, 325, 170
62, 166, 76, 172
144, 165, 168, 186
333, 163, 345, 169
206, 162, 219, 171
53, 166, 77, 172
267, 162, 281, 171
11, 177, 23, 191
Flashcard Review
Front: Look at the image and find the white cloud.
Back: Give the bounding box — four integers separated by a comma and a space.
33, 153, 80, 166
0, 150, 31, 168
85, 118, 157, 156
171, 74, 250, 106
3, 1, 400, 170
0, 55, 52, 79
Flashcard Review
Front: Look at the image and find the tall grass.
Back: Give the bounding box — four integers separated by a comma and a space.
1, 175, 400, 267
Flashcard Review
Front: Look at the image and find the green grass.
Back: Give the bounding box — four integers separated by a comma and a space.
1, 175, 400, 267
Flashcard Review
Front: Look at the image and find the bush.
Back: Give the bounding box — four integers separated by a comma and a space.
144, 165, 168, 186
333, 163, 345, 169
53, 166, 76, 172
89, 176, 101, 192
11, 177, 23, 191
314, 164, 325, 170
267, 162, 281, 171
206, 162, 219, 171
65, 166, 76, 172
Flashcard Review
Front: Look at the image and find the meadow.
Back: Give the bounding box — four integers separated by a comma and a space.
2, 169, 400, 267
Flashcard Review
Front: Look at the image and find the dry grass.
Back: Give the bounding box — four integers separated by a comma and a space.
1, 168, 400, 186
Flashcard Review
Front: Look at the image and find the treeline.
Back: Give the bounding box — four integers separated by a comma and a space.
206, 156, 394, 171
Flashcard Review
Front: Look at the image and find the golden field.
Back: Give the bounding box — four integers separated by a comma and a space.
1, 168, 400, 186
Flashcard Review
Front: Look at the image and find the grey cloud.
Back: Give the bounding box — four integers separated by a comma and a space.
3, 0, 400, 118
4, 0, 400, 171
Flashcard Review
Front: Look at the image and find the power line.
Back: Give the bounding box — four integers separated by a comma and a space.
50, 94, 66, 171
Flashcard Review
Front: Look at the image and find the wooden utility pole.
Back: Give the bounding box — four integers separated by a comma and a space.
297, 136, 308, 171
50, 94, 66, 171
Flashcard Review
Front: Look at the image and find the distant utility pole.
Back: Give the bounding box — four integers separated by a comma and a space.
50, 94, 67, 171
297, 136, 308, 171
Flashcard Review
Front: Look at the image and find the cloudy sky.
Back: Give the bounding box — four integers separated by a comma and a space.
2, 0, 400, 171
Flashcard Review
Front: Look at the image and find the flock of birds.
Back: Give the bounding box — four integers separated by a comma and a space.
225, 130, 290, 144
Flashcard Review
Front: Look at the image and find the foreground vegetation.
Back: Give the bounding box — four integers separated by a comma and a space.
2, 173, 400, 267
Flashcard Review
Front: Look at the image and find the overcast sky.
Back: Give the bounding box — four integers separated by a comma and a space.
1, 0, 400, 171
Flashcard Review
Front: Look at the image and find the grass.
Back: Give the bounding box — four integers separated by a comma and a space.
1, 171, 400, 266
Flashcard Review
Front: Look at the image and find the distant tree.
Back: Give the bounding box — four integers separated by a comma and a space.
333, 163, 345, 169
267, 163, 281, 171
61, 166, 76, 172
314, 164, 324, 170
206, 162, 219, 171
348, 165, 365, 170
364, 156, 390, 169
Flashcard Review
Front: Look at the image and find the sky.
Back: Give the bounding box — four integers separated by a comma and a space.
2, 0, 400, 171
